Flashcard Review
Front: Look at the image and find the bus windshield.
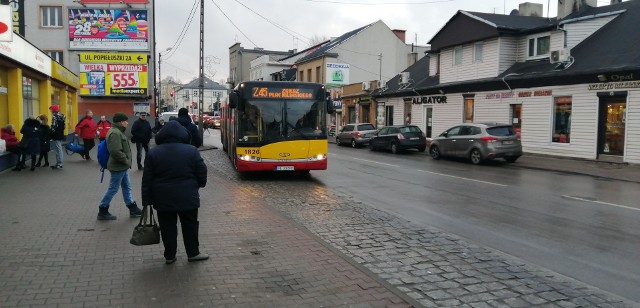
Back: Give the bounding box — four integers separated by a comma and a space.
238, 99, 327, 143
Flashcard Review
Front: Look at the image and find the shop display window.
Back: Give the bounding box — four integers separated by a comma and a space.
552, 96, 572, 143
464, 98, 474, 123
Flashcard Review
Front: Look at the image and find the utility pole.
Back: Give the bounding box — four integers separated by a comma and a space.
198, 0, 205, 135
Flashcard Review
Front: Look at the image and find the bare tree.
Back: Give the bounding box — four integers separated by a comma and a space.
308, 34, 329, 47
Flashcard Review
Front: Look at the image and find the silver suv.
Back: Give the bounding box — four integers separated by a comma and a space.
429, 123, 522, 164
336, 123, 377, 148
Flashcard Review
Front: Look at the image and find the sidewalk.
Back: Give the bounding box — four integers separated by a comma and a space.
515, 153, 640, 183
0, 142, 409, 307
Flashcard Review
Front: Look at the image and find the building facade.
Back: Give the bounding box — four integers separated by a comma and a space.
173, 77, 228, 115
21, 0, 155, 118
374, 0, 640, 164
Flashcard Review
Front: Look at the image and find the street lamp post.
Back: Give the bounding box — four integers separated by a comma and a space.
158, 47, 172, 114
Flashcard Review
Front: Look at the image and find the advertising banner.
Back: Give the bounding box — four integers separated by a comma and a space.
79, 52, 148, 97
68, 9, 149, 51
0, 0, 24, 36
0, 5, 12, 42
325, 63, 350, 86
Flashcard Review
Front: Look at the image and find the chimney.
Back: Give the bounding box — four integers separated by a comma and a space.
392, 29, 406, 43
558, 0, 597, 19
518, 2, 543, 17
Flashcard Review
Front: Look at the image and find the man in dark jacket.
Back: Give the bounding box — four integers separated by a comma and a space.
130, 112, 152, 170
49, 104, 66, 169
142, 120, 208, 264
176, 108, 202, 148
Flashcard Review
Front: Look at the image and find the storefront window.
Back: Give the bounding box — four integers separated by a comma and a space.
22, 77, 40, 120
464, 98, 474, 123
385, 106, 393, 126
552, 96, 572, 143
0, 69, 8, 127
348, 106, 356, 123
52, 87, 61, 106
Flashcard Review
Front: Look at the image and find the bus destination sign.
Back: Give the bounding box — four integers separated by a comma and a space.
251, 87, 314, 99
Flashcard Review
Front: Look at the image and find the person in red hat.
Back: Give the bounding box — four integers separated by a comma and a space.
49, 104, 66, 169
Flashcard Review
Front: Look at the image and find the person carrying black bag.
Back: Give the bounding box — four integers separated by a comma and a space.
130, 112, 152, 170
141, 120, 208, 264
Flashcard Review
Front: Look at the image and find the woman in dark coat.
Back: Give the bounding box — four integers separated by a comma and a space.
141, 120, 208, 264
36, 114, 51, 167
16, 117, 41, 171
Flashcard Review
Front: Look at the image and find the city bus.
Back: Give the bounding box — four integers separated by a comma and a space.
220, 81, 334, 173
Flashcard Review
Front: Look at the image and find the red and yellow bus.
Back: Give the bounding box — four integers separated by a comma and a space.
220, 81, 334, 173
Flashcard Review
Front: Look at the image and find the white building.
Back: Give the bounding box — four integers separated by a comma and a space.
173, 77, 228, 114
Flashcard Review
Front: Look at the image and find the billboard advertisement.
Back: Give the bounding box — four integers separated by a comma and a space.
68, 9, 149, 50
0, 0, 24, 36
325, 63, 350, 86
79, 52, 148, 97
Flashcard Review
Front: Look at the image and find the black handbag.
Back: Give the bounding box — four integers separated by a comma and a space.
130, 205, 161, 246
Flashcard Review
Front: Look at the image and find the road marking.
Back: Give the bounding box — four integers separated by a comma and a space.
350, 157, 507, 187
562, 195, 639, 211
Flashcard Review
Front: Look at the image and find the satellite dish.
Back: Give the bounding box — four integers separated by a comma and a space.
510, 9, 520, 16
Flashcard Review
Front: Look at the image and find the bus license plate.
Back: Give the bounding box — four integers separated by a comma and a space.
275, 166, 294, 171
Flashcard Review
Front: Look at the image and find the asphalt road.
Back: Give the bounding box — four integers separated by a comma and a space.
312, 143, 640, 303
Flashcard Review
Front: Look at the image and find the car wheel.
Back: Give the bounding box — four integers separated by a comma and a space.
470, 148, 483, 165
369, 141, 376, 151
505, 156, 519, 163
336, 137, 341, 146
417, 146, 426, 152
430, 145, 441, 160
351, 139, 357, 148
391, 142, 399, 154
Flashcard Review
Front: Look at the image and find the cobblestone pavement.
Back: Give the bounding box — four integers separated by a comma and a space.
209, 149, 639, 308
1, 139, 639, 307
0, 149, 407, 307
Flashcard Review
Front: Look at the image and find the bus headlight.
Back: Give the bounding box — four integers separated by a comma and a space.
237, 155, 261, 162
308, 154, 326, 161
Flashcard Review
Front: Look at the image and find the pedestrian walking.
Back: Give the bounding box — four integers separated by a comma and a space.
16, 116, 40, 171
142, 120, 208, 264
96, 115, 112, 142
130, 112, 152, 170
75, 110, 98, 160
35, 114, 51, 167
176, 108, 202, 148
49, 104, 66, 169
97, 112, 143, 220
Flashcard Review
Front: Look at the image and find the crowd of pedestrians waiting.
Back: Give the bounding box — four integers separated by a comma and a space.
1, 105, 208, 263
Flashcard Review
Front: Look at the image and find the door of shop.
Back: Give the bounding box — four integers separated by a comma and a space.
597, 94, 626, 156
423, 106, 433, 138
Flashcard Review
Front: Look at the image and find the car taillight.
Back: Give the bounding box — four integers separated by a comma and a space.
480, 136, 498, 143
355, 132, 361, 137
397, 133, 405, 140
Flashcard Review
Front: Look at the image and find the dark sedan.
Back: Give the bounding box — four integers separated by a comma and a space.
369, 125, 427, 154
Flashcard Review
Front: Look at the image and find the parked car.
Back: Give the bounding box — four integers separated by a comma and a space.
429, 123, 522, 164
336, 123, 377, 148
369, 125, 427, 154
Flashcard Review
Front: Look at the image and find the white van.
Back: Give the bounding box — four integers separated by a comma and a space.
159, 111, 179, 123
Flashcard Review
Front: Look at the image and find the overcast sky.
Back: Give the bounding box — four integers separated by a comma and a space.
155, 0, 613, 85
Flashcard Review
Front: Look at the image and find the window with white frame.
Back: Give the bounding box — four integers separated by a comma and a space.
41, 6, 63, 27
528, 35, 550, 57
474, 42, 483, 62
453, 46, 463, 65
45, 51, 63, 64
